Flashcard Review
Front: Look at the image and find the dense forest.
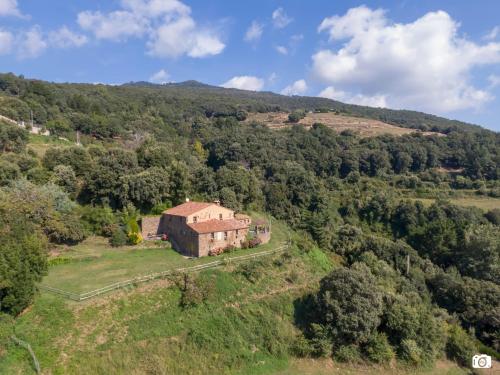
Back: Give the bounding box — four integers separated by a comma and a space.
0, 73, 499, 372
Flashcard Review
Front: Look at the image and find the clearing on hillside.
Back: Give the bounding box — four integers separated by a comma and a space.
246, 112, 443, 137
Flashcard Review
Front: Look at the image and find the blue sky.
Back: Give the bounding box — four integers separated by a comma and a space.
0, 0, 499, 130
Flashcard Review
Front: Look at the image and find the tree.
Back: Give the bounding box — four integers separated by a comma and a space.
0, 122, 28, 153
0, 160, 20, 186
288, 110, 305, 123
51, 164, 78, 196
456, 224, 499, 283
0, 194, 48, 315
313, 264, 383, 345
219, 187, 240, 212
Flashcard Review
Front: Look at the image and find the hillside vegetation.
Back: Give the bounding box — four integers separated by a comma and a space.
0, 73, 499, 374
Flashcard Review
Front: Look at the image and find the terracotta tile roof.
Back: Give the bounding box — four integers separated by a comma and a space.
164, 201, 214, 216
187, 219, 249, 234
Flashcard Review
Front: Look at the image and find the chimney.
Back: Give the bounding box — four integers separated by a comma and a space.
213, 199, 220, 206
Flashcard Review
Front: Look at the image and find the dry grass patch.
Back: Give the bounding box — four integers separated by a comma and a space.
245, 112, 442, 137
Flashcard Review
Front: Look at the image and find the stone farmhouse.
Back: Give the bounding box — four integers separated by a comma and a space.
141, 201, 269, 257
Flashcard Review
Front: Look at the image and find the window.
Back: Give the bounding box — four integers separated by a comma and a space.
215, 232, 223, 240
219, 214, 223, 220
236, 229, 239, 237
224, 232, 228, 240
193, 216, 198, 223
211, 232, 214, 239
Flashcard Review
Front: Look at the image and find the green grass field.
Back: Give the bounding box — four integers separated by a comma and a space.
42, 213, 289, 293
408, 196, 500, 211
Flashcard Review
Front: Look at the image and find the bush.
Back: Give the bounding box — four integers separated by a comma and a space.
334, 344, 361, 363
224, 245, 237, 253
309, 323, 332, 357
288, 110, 305, 123
485, 208, 500, 225
80, 205, 117, 237
179, 274, 214, 308
127, 231, 143, 245
400, 339, 423, 366
364, 332, 394, 364
237, 259, 266, 283
446, 324, 476, 368
290, 334, 314, 357
248, 237, 262, 248
208, 247, 224, 256
109, 228, 128, 247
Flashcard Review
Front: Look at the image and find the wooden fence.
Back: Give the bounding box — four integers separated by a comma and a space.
40, 244, 288, 302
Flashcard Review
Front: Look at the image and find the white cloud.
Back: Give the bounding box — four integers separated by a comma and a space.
17, 27, 47, 59
0, 0, 23, 17
275, 45, 288, 55
121, 0, 190, 18
148, 16, 224, 58
281, 79, 307, 96
78, 0, 225, 58
484, 26, 499, 41
149, 69, 170, 83
489, 74, 500, 88
244, 20, 263, 42
319, 86, 387, 107
49, 26, 88, 48
77, 10, 149, 41
0, 29, 13, 54
312, 6, 500, 113
221, 75, 264, 91
272, 7, 292, 29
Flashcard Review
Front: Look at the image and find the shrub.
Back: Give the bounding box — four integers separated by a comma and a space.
334, 344, 361, 363
208, 247, 224, 256
446, 324, 476, 368
237, 259, 266, 283
400, 339, 423, 365
288, 110, 305, 123
109, 228, 128, 247
364, 332, 394, 364
485, 208, 500, 225
80, 205, 117, 237
179, 274, 214, 308
248, 237, 262, 248
128, 231, 143, 245
224, 245, 237, 253
290, 334, 314, 357
309, 323, 332, 357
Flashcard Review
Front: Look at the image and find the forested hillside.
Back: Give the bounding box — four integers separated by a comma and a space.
0, 72, 499, 374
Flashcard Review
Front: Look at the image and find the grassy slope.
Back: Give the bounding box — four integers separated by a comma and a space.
1, 245, 332, 374
0, 245, 468, 375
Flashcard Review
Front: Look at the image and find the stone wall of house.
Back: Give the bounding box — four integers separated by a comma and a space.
164, 216, 199, 257
198, 227, 249, 257
186, 205, 234, 224
141, 216, 162, 240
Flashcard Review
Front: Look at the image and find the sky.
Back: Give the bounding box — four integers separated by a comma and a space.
0, 0, 499, 131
